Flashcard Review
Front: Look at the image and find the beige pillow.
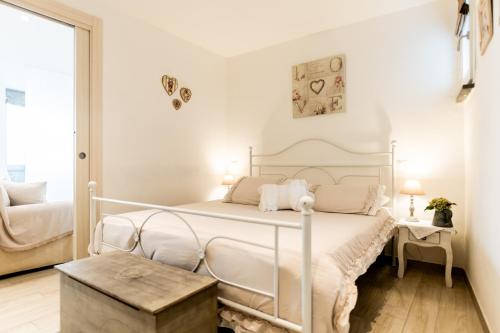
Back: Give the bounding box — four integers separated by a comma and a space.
0, 185, 10, 208
224, 176, 285, 206
3, 181, 47, 206
313, 184, 381, 215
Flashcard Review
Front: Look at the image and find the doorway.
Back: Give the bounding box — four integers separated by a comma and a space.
0, 0, 101, 260
0, 3, 75, 201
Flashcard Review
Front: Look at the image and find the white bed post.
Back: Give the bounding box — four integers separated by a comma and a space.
249, 146, 253, 176
391, 140, 397, 267
391, 140, 397, 209
88, 181, 97, 256
300, 196, 314, 333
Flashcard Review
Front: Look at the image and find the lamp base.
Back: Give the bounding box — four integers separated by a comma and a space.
405, 216, 420, 222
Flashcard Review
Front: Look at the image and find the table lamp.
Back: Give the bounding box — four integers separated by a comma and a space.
400, 179, 425, 222
221, 174, 235, 190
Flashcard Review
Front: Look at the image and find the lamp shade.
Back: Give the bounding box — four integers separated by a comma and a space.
222, 174, 236, 186
400, 179, 425, 195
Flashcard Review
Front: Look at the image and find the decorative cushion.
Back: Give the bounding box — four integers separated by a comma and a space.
223, 176, 285, 206
258, 179, 314, 212
367, 186, 390, 216
2, 181, 47, 206
280, 178, 318, 192
313, 184, 383, 215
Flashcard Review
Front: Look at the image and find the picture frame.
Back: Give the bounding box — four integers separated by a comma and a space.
291, 54, 346, 119
478, 0, 494, 55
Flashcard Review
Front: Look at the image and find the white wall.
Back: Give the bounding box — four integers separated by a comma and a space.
464, 1, 500, 331
57, 1, 229, 206
227, 1, 466, 267
60, 1, 469, 268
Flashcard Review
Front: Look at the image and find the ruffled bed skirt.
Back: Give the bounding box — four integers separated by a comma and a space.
218, 217, 396, 333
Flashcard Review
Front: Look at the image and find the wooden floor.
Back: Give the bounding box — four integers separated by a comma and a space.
351, 259, 485, 333
0, 261, 485, 333
0, 269, 59, 333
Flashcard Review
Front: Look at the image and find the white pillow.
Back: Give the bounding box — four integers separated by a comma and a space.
259, 179, 314, 212
258, 184, 290, 211
280, 178, 318, 192
0, 185, 10, 208
368, 185, 389, 216
2, 181, 47, 206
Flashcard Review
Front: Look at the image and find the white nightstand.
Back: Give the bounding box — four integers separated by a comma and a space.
396, 219, 457, 288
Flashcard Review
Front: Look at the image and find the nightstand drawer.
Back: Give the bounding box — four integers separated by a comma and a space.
408, 232, 440, 244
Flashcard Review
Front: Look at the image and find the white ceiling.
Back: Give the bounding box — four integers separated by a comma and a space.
58, 0, 435, 57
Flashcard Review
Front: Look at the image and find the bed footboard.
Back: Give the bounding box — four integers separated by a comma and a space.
87, 181, 313, 333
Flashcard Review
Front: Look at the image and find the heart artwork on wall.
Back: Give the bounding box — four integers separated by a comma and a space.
161, 74, 193, 110
161, 75, 178, 96
291, 54, 346, 118
180, 87, 192, 103
172, 98, 182, 110
309, 79, 325, 95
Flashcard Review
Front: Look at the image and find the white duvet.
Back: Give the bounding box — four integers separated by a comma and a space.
95, 201, 395, 333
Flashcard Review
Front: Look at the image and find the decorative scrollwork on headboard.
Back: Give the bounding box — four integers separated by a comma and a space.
249, 138, 397, 206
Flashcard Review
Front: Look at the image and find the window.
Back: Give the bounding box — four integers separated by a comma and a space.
6, 88, 25, 107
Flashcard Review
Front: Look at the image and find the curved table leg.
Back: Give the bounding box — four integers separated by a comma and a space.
444, 244, 453, 288
398, 241, 406, 278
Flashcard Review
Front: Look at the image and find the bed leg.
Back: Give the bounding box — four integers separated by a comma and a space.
391, 235, 397, 267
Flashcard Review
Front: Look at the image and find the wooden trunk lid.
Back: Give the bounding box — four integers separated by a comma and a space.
56, 252, 217, 314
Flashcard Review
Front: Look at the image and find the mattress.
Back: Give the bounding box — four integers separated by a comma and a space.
95, 200, 395, 333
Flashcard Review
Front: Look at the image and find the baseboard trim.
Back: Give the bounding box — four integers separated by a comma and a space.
463, 272, 491, 333
0, 264, 56, 280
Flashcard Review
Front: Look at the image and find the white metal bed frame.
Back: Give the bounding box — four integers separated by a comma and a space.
88, 138, 396, 333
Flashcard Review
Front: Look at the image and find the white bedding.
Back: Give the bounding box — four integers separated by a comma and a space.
95, 200, 395, 333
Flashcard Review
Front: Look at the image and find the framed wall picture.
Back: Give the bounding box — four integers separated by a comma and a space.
478, 0, 493, 55
292, 54, 346, 118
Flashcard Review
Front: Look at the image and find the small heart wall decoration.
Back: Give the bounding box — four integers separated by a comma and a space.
180, 87, 192, 103
162, 75, 178, 96
310, 79, 325, 95
172, 98, 182, 110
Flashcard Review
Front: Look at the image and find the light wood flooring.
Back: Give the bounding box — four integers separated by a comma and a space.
0, 269, 59, 333
351, 259, 485, 333
0, 260, 486, 333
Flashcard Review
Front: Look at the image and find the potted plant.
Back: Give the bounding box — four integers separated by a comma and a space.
424, 197, 456, 227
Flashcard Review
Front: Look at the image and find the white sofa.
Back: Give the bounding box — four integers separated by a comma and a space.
0, 180, 73, 275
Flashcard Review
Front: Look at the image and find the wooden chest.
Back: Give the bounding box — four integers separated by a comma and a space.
56, 252, 218, 333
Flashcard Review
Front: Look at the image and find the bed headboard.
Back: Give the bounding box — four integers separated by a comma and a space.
249, 138, 397, 207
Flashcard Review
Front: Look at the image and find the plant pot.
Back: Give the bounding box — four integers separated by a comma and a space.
432, 209, 453, 228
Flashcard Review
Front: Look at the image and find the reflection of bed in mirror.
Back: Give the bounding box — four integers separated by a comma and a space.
89, 139, 397, 333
